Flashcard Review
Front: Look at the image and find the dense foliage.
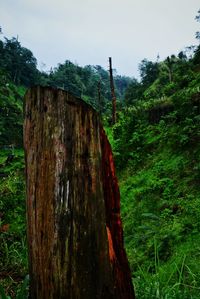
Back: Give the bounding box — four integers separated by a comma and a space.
40, 62, 131, 111
107, 40, 200, 298
0, 37, 39, 86
0, 12, 200, 297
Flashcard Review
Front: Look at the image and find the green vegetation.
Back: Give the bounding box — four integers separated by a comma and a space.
1, 10, 200, 298
0, 148, 27, 297
107, 33, 200, 298
112, 103, 200, 297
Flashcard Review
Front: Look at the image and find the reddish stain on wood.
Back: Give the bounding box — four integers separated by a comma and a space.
101, 128, 134, 298
24, 86, 135, 299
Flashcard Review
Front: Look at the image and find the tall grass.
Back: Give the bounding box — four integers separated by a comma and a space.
133, 240, 200, 299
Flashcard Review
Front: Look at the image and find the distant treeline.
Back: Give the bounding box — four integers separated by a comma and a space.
0, 36, 132, 108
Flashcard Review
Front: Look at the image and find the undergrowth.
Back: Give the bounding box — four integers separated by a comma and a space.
0, 149, 28, 298
108, 84, 200, 298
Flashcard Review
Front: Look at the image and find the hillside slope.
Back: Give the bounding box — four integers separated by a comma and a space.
108, 70, 200, 298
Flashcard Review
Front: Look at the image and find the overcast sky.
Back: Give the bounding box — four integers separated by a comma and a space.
0, 0, 199, 77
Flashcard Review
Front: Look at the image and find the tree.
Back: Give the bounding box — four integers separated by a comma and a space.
0, 37, 38, 86
139, 59, 159, 88
193, 9, 200, 65
114, 75, 132, 99
109, 57, 117, 124
124, 78, 143, 105
195, 9, 200, 40
163, 55, 178, 83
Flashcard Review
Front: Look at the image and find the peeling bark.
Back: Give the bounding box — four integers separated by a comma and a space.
24, 86, 134, 299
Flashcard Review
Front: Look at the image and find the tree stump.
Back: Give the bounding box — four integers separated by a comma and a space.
24, 86, 135, 299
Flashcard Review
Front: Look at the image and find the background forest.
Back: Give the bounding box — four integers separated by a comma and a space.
0, 10, 200, 298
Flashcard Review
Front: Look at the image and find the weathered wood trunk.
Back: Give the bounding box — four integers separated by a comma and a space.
24, 86, 134, 299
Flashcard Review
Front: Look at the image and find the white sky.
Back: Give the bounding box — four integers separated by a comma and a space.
0, 0, 199, 77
